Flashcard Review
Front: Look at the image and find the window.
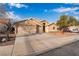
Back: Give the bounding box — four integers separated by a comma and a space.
53, 27, 55, 30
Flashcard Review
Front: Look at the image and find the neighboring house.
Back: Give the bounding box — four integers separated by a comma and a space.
48, 23, 59, 32
14, 18, 44, 35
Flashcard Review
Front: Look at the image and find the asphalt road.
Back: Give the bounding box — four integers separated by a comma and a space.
38, 41, 79, 56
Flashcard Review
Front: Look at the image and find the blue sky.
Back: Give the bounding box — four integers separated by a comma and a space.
4, 3, 79, 23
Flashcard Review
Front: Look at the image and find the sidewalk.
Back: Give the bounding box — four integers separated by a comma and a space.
12, 33, 79, 56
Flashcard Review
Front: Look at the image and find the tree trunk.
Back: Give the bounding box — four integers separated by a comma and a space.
61, 29, 64, 34
6, 33, 10, 41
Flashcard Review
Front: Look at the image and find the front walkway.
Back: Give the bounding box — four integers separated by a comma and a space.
12, 33, 79, 56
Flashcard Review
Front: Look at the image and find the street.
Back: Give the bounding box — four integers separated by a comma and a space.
38, 40, 79, 56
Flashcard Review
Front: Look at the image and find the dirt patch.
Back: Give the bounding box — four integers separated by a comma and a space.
48, 32, 78, 37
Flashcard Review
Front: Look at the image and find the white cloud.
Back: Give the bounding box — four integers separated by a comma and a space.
5, 11, 21, 22
71, 11, 79, 14
53, 7, 79, 13
8, 3, 28, 8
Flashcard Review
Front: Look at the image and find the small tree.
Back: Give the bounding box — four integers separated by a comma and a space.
56, 15, 68, 32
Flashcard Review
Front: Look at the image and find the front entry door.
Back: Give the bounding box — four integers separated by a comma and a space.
43, 23, 45, 32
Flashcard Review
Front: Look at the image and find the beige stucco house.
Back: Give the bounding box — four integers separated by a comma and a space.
14, 18, 46, 35
47, 23, 59, 32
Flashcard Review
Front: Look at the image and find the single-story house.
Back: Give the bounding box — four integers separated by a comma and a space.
14, 18, 44, 35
